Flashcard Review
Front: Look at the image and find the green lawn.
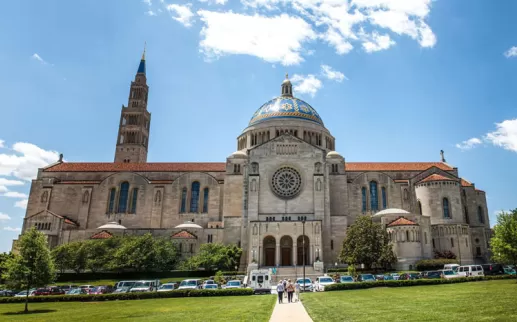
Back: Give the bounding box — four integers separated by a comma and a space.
301, 279, 517, 322
0, 295, 276, 322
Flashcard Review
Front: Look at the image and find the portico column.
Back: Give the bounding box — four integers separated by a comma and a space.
293, 242, 297, 265
275, 243, 280, 266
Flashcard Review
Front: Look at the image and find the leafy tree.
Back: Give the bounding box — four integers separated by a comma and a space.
2, 227, 56, 313
113, 234, 156, 272
491, 209, 517, 278
339, 216, 397, 270
214, 270, 226, 285
51, 241, 87, 274
0, 252, 14, 283
181, 243, 242, 271
152, 238, 179, 271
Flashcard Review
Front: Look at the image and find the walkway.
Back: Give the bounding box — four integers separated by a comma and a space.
269, 297, 313, 322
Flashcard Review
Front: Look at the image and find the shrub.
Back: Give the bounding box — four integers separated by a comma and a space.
220, 271, 245, 276
324, 275, 514, 292
415, 259, 458, 271
0, 288, 253, 304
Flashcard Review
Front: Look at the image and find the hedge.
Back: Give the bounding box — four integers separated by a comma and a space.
0, 288, 253, 304
55, 270, 215, 282
220, 271, 246, 276
324, 275, 514, 292
415, 259, 459, 271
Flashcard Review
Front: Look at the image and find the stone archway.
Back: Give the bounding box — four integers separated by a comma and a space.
280, 236, 293, 266
263, 236, 276, 267
297, 235, 310, 265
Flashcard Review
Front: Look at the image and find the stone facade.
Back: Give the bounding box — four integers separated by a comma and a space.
14, 56, 491, 271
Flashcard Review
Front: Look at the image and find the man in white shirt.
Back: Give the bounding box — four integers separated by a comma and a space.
276, 281, 284, 304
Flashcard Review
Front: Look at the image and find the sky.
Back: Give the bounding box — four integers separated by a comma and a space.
0, 0, 516, 253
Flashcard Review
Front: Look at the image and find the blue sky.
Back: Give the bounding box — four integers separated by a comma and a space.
0, 0, 516, 253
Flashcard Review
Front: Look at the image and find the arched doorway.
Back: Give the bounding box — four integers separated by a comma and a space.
297, 235, 310, 265
280, 236, 293, 266
263, 236, 276, 267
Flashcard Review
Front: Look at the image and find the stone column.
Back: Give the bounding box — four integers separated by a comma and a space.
276, 243, 280, 266
293, 242, 297, 265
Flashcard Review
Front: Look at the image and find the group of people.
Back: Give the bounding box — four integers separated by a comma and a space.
276, 279, 300, 304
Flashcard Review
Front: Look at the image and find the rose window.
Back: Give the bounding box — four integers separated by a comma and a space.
271, 167, 302, 198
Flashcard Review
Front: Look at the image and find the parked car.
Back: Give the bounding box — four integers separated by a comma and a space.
425, 271, 442, 279
90, 286, 113, 294
481, 264, 505, 276
444, 264, 460, 272
383, 275, 394, 281
357, 274, 376, 282
14, 290, 36, 297
440, 269, 461, 279
339, 276, 355, 283
112, 287, 131, 294
34, 287, 65, 296
295, 278, 314, 292
225, 280, 242, 289
203, 284, 219, 290
158, 283, 178, 292
130, 280, 159, 292
115, 281, 137, 290
58, 285, 78, 293
0, 290, 15, 297
504, 267, 516, 275
374, 275, 385, 281
203, 280, 217, 286
457, 265, 484, 277
67, 288, 89, 295
391, 273, 400, 280
315, 276, 335, 291
178, 279, 203, 290
399, 273, 421, 280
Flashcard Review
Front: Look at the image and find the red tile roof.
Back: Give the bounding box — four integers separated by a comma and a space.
461, 178, 473, 187
345, 162, 453, 172
388, 217, 418, 227
394, 179, 409, 183
171, 230, 197, 239
44, 162, 227, 173
418, 174, 456, 183
90, 230, 113, 239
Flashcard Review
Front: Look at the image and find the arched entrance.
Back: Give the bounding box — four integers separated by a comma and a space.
280, 236, 293, 266
297, 235, 310, 265
263, 236, 276, 267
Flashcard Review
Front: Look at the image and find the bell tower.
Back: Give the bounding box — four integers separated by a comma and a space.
114, 47, 151, 163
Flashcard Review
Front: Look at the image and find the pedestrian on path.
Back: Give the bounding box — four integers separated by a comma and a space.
294, 281, 300, 302
286, 279, 294, 303
276, 281, 284, 304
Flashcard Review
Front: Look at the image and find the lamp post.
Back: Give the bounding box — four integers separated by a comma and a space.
302, 219, 306, 292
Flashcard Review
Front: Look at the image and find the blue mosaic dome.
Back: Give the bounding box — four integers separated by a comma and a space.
249, 96, 324, 126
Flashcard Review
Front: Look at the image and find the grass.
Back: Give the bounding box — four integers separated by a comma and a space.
0, 294, 276, 321
301, 279, 517, 321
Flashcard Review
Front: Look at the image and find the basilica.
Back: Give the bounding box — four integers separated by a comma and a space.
16, 52, 492, 271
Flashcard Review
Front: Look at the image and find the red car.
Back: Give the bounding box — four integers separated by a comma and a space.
34, 287, 65, 296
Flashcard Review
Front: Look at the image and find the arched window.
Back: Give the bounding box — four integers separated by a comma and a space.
370, 181, 378, 211
82, 191, 90, 204
202, 188, 209, 213
190, 182, 200, 213
443, 197, 451, 218
130, 188, 138, 214
381, 187, 387, 209
406, 230, 409, 241
361, 187, 367, 212
107, 188, 116, 213
418, 201, 423, 215
451, 238, 454, 247
477, 206, 484, 224
180, 188, 187, 213
118, 182, 130, 213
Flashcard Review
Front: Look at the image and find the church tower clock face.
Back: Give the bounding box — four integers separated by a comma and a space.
271, 166, 302, 199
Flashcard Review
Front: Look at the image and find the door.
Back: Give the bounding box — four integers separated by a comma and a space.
281, 248, 292, 266
265, 248, 275, 266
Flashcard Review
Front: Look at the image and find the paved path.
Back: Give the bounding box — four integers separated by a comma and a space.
269, 297, 313, 322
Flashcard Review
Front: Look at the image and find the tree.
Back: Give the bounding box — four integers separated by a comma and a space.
51, 241, 87, 274
0, 252, 14, 283
113, 234, 156, 272
339, 216, 397, 270
490, 209, 517, 278
2, 227, 56, 313
181, 243, 242, 271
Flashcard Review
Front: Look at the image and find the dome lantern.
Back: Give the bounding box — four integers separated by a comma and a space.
281, 73, 293, 97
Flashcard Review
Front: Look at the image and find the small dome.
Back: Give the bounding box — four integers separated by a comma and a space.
327, 151, 342, 158
175, 221, 203, 229
230, 151, 247, 158
373, 208, 410, 217
97, 222, 127, 230
249, 96, 323, 127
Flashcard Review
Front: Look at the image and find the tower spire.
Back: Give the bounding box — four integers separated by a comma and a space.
142, 41, 146, 60
137, 43, 146, 74
281, 72, 293, 97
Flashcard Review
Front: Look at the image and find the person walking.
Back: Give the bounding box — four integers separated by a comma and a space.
286, 279, 294, 303
276, 281, 284, 304
282, 279, 287, 299
294, 281, 300, 302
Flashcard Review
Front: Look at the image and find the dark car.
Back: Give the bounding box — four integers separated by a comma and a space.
399, 273, 421, 280
34, 287, 65, 296
482, 264, 505, 276
90, 286, 114, 294
425, 271, 442, 279
0, 290, 15, 297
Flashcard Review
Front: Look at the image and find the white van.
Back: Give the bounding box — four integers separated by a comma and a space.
246, 269, 272, 295
457, 265, 484, 277
444, 264, 460, 271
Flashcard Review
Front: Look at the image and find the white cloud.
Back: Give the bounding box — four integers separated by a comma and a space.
0, 177, 26, 196
145, 10, 157, 16
362, 32, 395, 53
321, 64, 347, 82
2, 191, 28, 199
167, 4, 195, 27
3, 226, 21, 232
0, 141, 60, 181
142, 0, 152, 5
0, 139, 4, 148
0, 213, 11, 221
31, 53, 49, 65
455, 137, 482, 151
504, 46, 517, 58
198, 11, 316, 66
485, 119, 517, 153
199, 0, 228, 5
15, 199, 28, 209
291, 74, 322, 97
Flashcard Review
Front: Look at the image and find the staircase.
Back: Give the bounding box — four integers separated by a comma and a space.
270, 266, 321, 283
